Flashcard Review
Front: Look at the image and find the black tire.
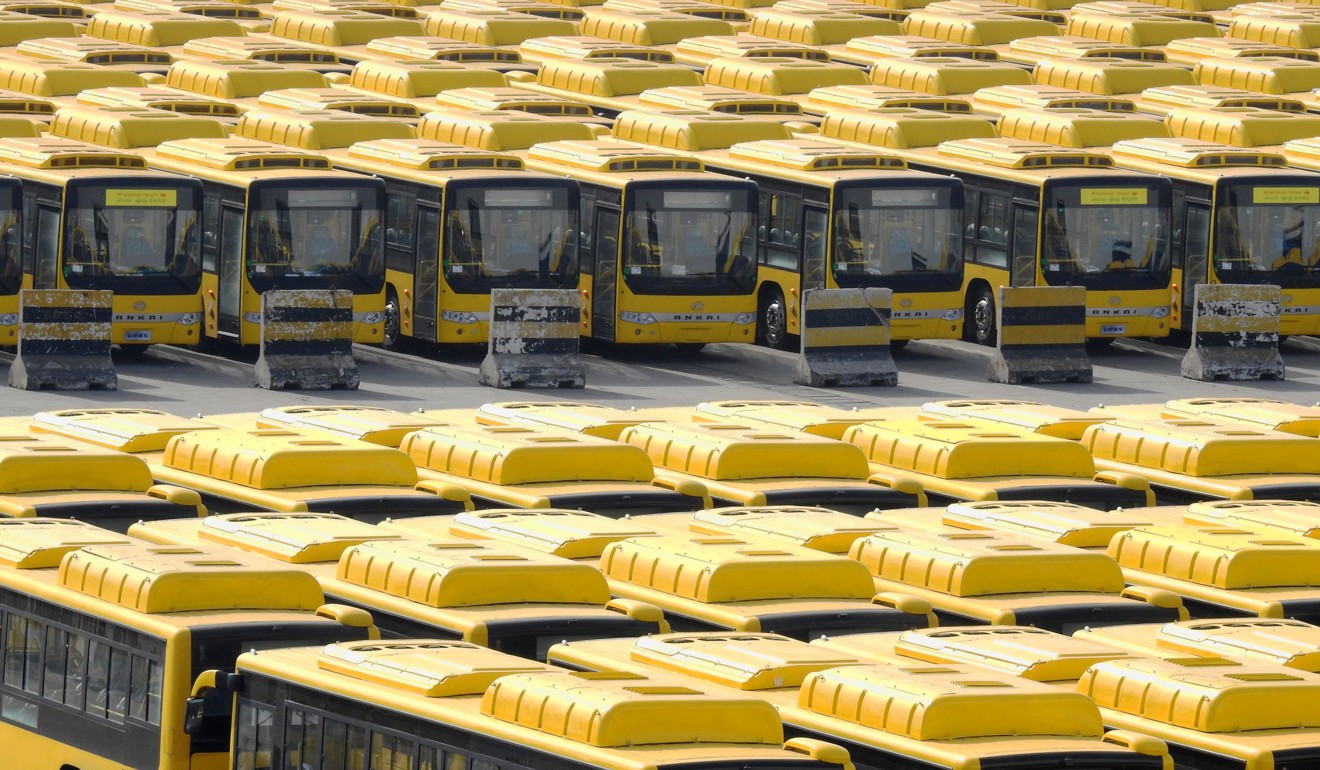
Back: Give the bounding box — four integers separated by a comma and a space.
890, 339, 909, 350
114, 344, 151, 358
971, 286, 997, 347
382, 292, 402, 351
674, 343, 706, 352
1088, 336, 1117, 349
759, 289, 791, 350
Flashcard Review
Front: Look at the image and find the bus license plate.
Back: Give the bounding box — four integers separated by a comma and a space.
124, 331, 151, 341
1100, 324, 1125, 335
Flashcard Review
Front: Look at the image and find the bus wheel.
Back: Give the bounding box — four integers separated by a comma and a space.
971, 287, 997, 347
674, 343, 706, 352
759, 289, 790, 350
382, 292, 401, 351
114, 344, 151, 358
890, 339, 909, 350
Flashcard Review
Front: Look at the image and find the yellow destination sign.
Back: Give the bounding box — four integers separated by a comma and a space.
106, 189, 177, 207
1080, 188, 1148, 206
1253, 187, 1320, 205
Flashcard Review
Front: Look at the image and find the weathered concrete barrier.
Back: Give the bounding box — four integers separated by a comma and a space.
989, 286, 1091, 384
479, 288, 585, 389
254, 289, 358, 390
794, 287, 897, 387
1182, 283, 1284, 382
9, 289, 116, 391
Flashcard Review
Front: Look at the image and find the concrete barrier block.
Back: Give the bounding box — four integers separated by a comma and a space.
1182, 283, 1284, 382
479, 288, 585, 389
9, 289, 116, 391
794, 287, 897, 387
989, 286, 1091, 384
254, 289, 358, 390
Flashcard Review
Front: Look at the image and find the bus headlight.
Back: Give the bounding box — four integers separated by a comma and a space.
0, 313, 16, 326
361, 312, 382, 325
178, 313, 199, 326
440, 311, 479, 325
1150, 306, 1170, 319
244, 312, 261, 324
733, 312, 755, 325
942, 309, 963, 321
620, 311, 657, 325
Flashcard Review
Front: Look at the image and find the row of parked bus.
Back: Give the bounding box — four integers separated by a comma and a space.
9, 0, 1320, 356
4, 470, 1320, 768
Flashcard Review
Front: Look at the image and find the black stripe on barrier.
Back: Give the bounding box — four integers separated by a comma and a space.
492, 337, 578, 356
262, 339, 352, 356
804, 307, 889, 328
1194, 332, 1279, 349
22, 305, 112, 324
1000, 306, 1085, 327
998, 343, 1092, 357
493, 305, 580, 324
20, 339, 108, 356
265, 306, 353, 323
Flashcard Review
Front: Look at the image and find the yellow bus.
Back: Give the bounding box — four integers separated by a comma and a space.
1077, 656, 1320, 769
817, 112, 1174, 344
46, 106, 390, 345
420, 109, 761, 347
128, 511, 669, 658
1080, 413, 1320, 502
1110, 523, 1320, 623
0, 517, 375, 770
609, 109, 966, 347
0, 134, 206, 354
1077, 617, 1320, 671
546, 633, 1176, 770
217, 640, 857, 770
229, 108, 582, 349
849, 527, 1187, 632
0, 431, 203, 531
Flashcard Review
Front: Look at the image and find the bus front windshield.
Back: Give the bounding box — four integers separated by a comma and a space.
247, 182, 384, 293
1040, 182, 1171, 290
1215, 181, 1320, 285
63, 181, 201, 294
444, 182, 578, 293
832, 183, 962, 291
622, 185, 757, 295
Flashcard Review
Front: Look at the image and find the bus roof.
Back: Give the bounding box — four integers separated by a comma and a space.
931, 500, 1156, 548
48, 105, 228, 149
674, 32, 831, 62
87, 9, 245, 46
417, 108, 600, 151
1166, 35, 1319, 63
819, 625, 1136, 681
844, 418, 1096, 479
1109, 524, 1320, 589
0, 59, 145, 96
580, 6, 736, 43
470, 400, 660, 439
268, 7, 423, 45
75, 85, 242, 118
165, 59, 329, 99
806, 84, 974, 113
1138, 83, 1308, 113
192, 511, 402, 562
601, 534, 878, 601
0, 517, 132, 568
423, 7, 578, 45
971, 84, 1138, 114
612, 108, 792, 150
234, 106, 415, 149
609, 632, 863, 689
903, 10, 1060, 45
997, 107, 1171, 149
345, 58, 507, 98
401, 422, 657, 484
153, 136, 336, 171
851, 528, 1127, 595
749, 7, 902, 45
0, 433, 156, 494
291, 637, 553, 695
29, 407, 218, 452
1111, 136, 1290, 176
367, 35, 526, 64
685, 506, 897, 553
869, 56, 1033, 95
0, 135, 149, 171
160, 428, 419, 489
1183, 499, 1320, 538
1066, 13, 1218, 46
1078, 656, 1320, 732
60, 543, 326, 612
637, 84, 808, 116
519, 33, 675, 62
1162, 397, 1320, 436
1228, 13, 1320, 49
1034, 57, 1196, 96
433, 86, 599, 116
428, 508, 659, 558
920, 399, 1110, 439
703, 56, 868, 95
1079, 618, 1320, 670
816, 108, 996, 149
1194, 55, 1320, 95
0, 11, 78, 46
1080, 417, 1319, 476
691, 399, 889, 439
620, 420, 872, 480
1006, 34, 1167, 63
247, 405, 445, 445
533, 56, 703, 97
338, 539, 613, 606
1165, 104, 1320, 147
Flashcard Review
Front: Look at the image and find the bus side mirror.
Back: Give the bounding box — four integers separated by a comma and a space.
871, 593, 936, 628
1120, 586, 1188, 620
316, 604, 380, 640
183, 697, 207, 736
146, 484, 205, 515
605, 599, 671, 634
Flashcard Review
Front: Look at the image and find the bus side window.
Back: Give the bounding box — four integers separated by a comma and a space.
973, 192, 1009, 269
34, 206, 59, 289
1185, 202, 1210, 288
202, 196, 220, 273
236, 699, 275, 770
803, 207, 827, 291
